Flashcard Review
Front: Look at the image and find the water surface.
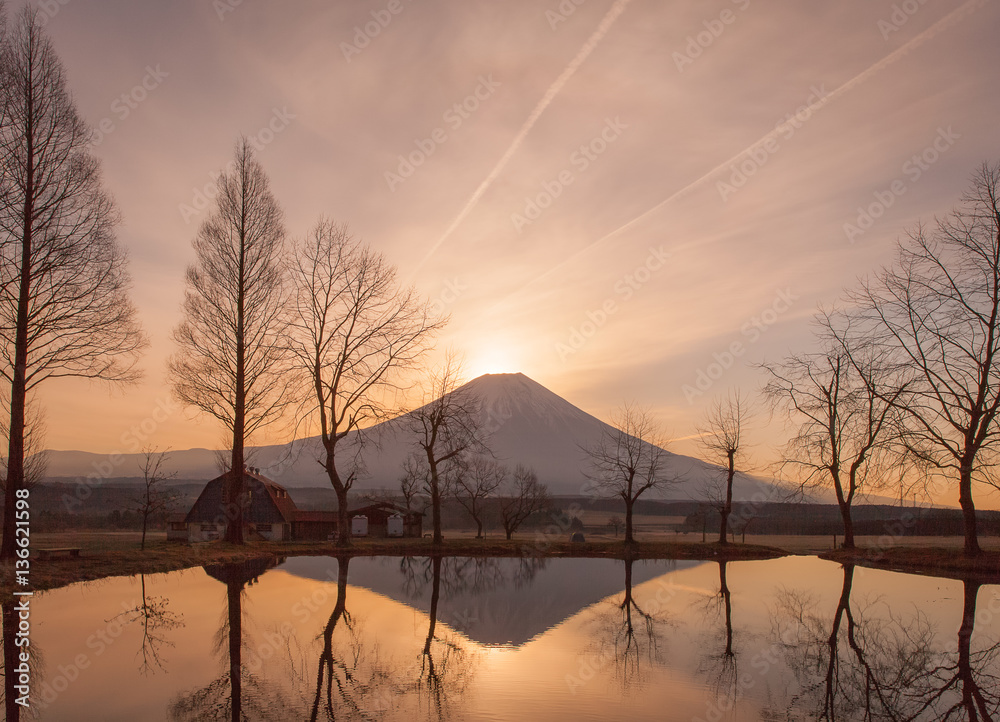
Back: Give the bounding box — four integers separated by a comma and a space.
4, 555, 998, 721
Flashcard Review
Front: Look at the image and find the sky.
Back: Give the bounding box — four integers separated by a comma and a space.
29, 0, 1000, 500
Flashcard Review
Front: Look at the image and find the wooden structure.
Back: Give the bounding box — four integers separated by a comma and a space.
292, 502, 422, 540
36, 547, 81, 560
182, 469, 298, 542
178, 473, 423, 542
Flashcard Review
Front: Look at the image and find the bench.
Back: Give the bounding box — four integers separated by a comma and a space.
36, 547, 82, 561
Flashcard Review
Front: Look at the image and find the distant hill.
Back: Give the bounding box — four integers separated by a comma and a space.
42, 372, 788, 501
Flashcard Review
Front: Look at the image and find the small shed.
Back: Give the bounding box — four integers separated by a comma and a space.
346, 502, 422, 538
387, 514, 404, 538
352, 516, 369, 537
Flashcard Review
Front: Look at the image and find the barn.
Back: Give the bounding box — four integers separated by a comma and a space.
181, 468, 298, 542
176, 469, 423, 542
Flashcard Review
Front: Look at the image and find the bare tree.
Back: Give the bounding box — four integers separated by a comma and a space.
583, 403, 674, 545
399, 454, 428, 513
761, 327, 905, 550
0, 8, 146, 561
452, 454, 505, 538
498, 464, 550, 540
134, 447, 179, 551
697, 391, 751, 545
607, 514, 624, 538
850, 162, 1000, 557
406, 354, 488, 545
290, 220, 442, 547
169, 138, 294, 545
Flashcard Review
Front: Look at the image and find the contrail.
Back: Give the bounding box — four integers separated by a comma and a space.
487, 0, 989, 308
411, 0, 632, 275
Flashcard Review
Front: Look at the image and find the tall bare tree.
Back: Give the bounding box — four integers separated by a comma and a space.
290, 220, 442, 547
452, 454, 505, 539
697, 391, 751, 545
583, 403, 674, 545
406, 355, 487, 545
761, 327, 905, 550
498, 464, 549, 540
169, 138, 293, 544
134, 447, 179, 551
850, 162, 1000, 557
0, 8, 146, 560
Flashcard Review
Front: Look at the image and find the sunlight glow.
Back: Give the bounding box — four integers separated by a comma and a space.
465, 346, 520, 378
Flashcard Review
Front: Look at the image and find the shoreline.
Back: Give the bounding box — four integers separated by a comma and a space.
4, 537, 1000, 597
819, 546, 1000, 584
2, 537, 783, 596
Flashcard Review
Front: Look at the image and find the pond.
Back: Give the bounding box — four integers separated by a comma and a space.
3, 555, 999, 721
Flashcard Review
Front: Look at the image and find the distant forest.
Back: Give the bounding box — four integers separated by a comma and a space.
32, 478, 1000, 538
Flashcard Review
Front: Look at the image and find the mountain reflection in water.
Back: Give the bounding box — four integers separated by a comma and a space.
3, 556, 998, 721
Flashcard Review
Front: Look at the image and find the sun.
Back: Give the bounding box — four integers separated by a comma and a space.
465, 345, 520, 378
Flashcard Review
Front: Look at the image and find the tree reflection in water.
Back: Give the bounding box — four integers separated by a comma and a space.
2, 597, 42, 722
303, 555, 493, 721
905, 579, 1000, 721
115, 574, 184, 675
695, 561, 740, 706
587, 558, 671, 691
770, 564, 1000, 721
169, 557, 289, 722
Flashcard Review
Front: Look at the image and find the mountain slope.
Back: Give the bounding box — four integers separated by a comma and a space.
43, 372, 784, 500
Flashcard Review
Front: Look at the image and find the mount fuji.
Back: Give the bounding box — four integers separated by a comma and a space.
43, 372, 782, 500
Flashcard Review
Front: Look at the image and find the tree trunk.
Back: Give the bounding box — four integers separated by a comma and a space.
423, 557, 442, 655
504, 526, 513, 541
838, 501, 855, 550
624, 498, 635, 545
3, 600, 20, 722
428, 457, 443, 546
956, 580, 979, 715
226, 213, 247, 545
958, 465, 981, 557
475, 518, 483, 539
227, 580, 242, 721
719, 562, 733, 657
719, 454, 735, 545
335, 485, 351, 547
1, 128, 34, 563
